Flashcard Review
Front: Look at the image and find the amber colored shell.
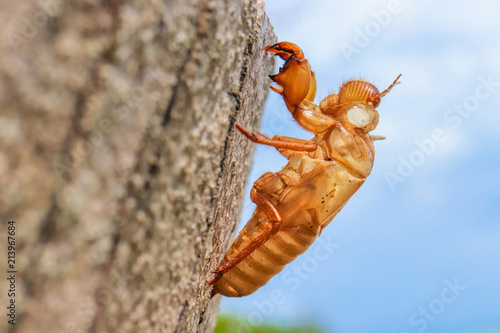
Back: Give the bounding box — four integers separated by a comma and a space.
209, 42, 400, 298
338, 80, 381, 107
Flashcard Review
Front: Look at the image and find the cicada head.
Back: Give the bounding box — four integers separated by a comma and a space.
324, 75, 401, 132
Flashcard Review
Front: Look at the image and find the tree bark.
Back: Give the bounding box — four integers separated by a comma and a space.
0, 0, 275, 332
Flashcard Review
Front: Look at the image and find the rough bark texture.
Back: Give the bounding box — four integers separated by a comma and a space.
0, 0, 275, 332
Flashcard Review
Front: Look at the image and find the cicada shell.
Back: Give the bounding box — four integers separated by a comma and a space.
208, 41, 401, 297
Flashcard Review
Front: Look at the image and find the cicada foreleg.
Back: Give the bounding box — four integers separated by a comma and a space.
266, 42, 316, 106
266, 42, 337, 134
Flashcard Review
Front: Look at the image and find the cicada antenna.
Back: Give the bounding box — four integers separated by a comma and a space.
368, 74, 402, 104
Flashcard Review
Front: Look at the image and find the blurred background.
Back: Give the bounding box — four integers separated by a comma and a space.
216, 0, 500, 332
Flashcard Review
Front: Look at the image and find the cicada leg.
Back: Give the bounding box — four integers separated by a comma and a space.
265, 42, 336, 134
305, 71, 317, 102
207, 188, 283, 286
266, 41, 315, 107
235, 124, 317, 152
207, 229, 271, 285
250, 188, 282, 235
269, 71, 316, 103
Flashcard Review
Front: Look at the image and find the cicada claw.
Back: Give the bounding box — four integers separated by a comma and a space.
265, 42, 305, 61
265, 42, 317, 106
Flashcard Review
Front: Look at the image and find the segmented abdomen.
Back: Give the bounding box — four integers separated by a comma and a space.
213, 211, 320, 297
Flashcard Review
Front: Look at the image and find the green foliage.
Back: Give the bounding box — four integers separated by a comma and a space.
215, 314, 323, 333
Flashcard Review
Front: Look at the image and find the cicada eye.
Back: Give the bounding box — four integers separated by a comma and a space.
343, 104, 379, 131
338, 80, 380, 106
346, 106, 370, 128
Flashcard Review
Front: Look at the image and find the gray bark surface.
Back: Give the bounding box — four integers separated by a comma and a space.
0, 0, 275, 332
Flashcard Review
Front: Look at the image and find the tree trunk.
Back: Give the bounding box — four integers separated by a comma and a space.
0, 0, 275, 332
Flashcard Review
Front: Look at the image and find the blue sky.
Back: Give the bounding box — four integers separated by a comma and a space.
219, 1, 500, 332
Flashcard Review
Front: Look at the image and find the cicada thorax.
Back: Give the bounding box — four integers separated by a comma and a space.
338, 79, 381, 107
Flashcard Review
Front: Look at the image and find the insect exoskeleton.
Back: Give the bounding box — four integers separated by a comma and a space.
344, 103, 379, 132
338, 79, 382, 107
208, 41, 401, 298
